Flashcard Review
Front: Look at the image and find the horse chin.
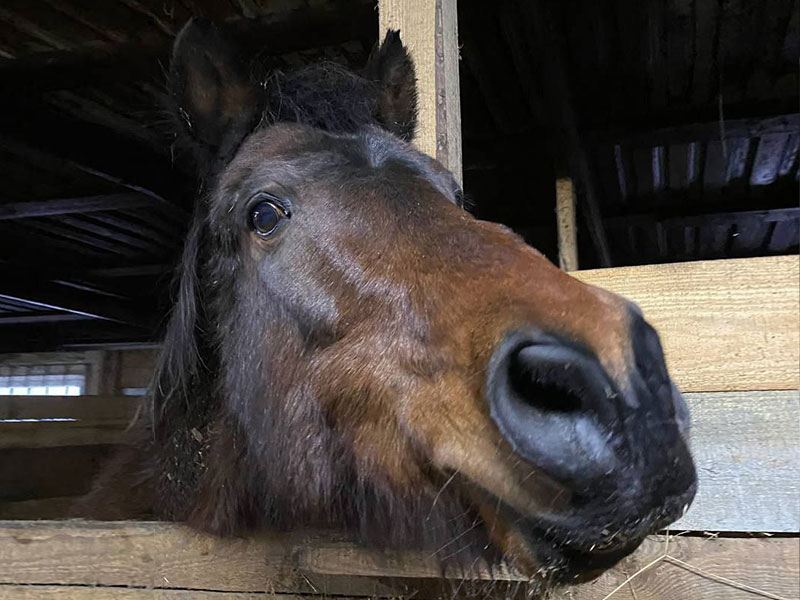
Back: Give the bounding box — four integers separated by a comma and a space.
470, 491, 686, 585
480, 505, 647, 585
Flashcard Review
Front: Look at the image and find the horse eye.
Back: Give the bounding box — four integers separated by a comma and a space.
250, 199, 289, 237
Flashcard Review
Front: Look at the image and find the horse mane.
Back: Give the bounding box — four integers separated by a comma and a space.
264, 63, 382, 135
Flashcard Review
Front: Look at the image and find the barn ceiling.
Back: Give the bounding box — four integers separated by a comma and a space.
0, 0, 797, 351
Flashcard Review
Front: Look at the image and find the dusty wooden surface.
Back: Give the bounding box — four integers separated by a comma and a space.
0, 445, 114, 502
0, 394, 141, 449
0, 394, 140, 423
0, 496, 77, 520
0, 589, 342, 599
576, 255, 800, 392
4, 390, 795, 532
556, 178, 578, 271
378, 0, 462, 184
674, 390, 800, 533
0, 420, 133, 449
0, 521, 796, 599
561, 535, 800, 600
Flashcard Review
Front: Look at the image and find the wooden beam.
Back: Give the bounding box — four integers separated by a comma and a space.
0, 586, 334, 599
0, 113, 190, 207
0, 521, 795, 599
0, 446, 114, 502
0, 4, 376, 95
0, 267, 148, 326
0, 395, 140, 423
4, 390, 794, 533
575, 255, 799, 392
555, 178, 578, 271
674, 390, 800, 533
587, 113, 800, 149
0, 193, 156, 221
0, 312, 92, 325
378, 0, 463, 185
0, 322, 156, 353
0, 421, 134, 449
526, 2, 612, 267
604, 206, 800, 229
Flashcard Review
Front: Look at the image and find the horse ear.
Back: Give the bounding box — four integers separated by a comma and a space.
169, 18, 263, 170
365, 30, 418, 141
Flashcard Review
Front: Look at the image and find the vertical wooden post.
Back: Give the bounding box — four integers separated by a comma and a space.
378, 0, 462, 186
556, 178, 579, 271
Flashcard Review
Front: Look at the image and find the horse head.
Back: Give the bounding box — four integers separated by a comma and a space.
145, 19, 696, 587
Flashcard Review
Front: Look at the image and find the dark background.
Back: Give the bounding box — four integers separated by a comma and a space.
0, 0, 797, 351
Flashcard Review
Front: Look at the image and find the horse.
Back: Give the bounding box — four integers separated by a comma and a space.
81, 19, 696, 591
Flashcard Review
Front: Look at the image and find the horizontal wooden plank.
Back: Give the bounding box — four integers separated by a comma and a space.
0, 496, 77, 520
561, 535, 800, 600
0, 193, 154, 221
0, 522, 796, 600
0, 587, 333, 599
2, 389, 796, 533
0, 395, 141, 423
575, 256, 800, 392
674, 391, 799, 533
0, 421, 133, 449
587, 113, 800, 148
0, 446, 114, 502
0, 395, 141, 449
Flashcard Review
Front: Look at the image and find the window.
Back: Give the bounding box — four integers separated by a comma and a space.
0, 363, 88, 396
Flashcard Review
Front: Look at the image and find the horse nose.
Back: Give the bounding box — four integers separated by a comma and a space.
629, 309, 691, 435
486, 331, 625, 489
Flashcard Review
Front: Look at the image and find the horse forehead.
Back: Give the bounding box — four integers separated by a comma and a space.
228, 125, 448, 197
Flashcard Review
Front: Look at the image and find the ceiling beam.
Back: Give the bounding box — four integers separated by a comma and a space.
0, 320, 156, 353
0, 108, 191, 207
0, 312, 93, 325
586, 113, 800, 149
0, 266, 153, 327
0, 192, 157, 220
605, 206, 800, 229
526, 1, 612, 267
0, 3, 376, 95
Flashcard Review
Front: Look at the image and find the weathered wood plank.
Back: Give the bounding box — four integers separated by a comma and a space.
0, 496, 77, 520
587, 113, 800, 149
0, 192, 155, 220
0, 421, 132, 449
561, 535, 800, 600
378, 0, 462, 185
575, 255, 800, 392
0, 395, 140, 423
0, 588, 343, 599
4, 390, 794, 532
0, 522, 796, 600
556, 178, 579, 271
675, 390, 800, 533
0, 446, 115, 502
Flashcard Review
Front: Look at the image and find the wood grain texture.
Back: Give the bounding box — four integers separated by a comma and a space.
0, 522, 796, 599
556, 178, 578, 271
0, 588, 347, 599
1, 392, 795, 532
561, 535, 800, 600
575, 255, 800, 392
378, 0, 462, 184
0, 420, 132, 448
0, 394, 140, 422
0, 496, 77, 520
0, 446, 114, 502
675, 391, 800, 533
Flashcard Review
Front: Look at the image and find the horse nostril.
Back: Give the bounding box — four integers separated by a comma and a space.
508, 345, 593, 414
486, 331, 622, 488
